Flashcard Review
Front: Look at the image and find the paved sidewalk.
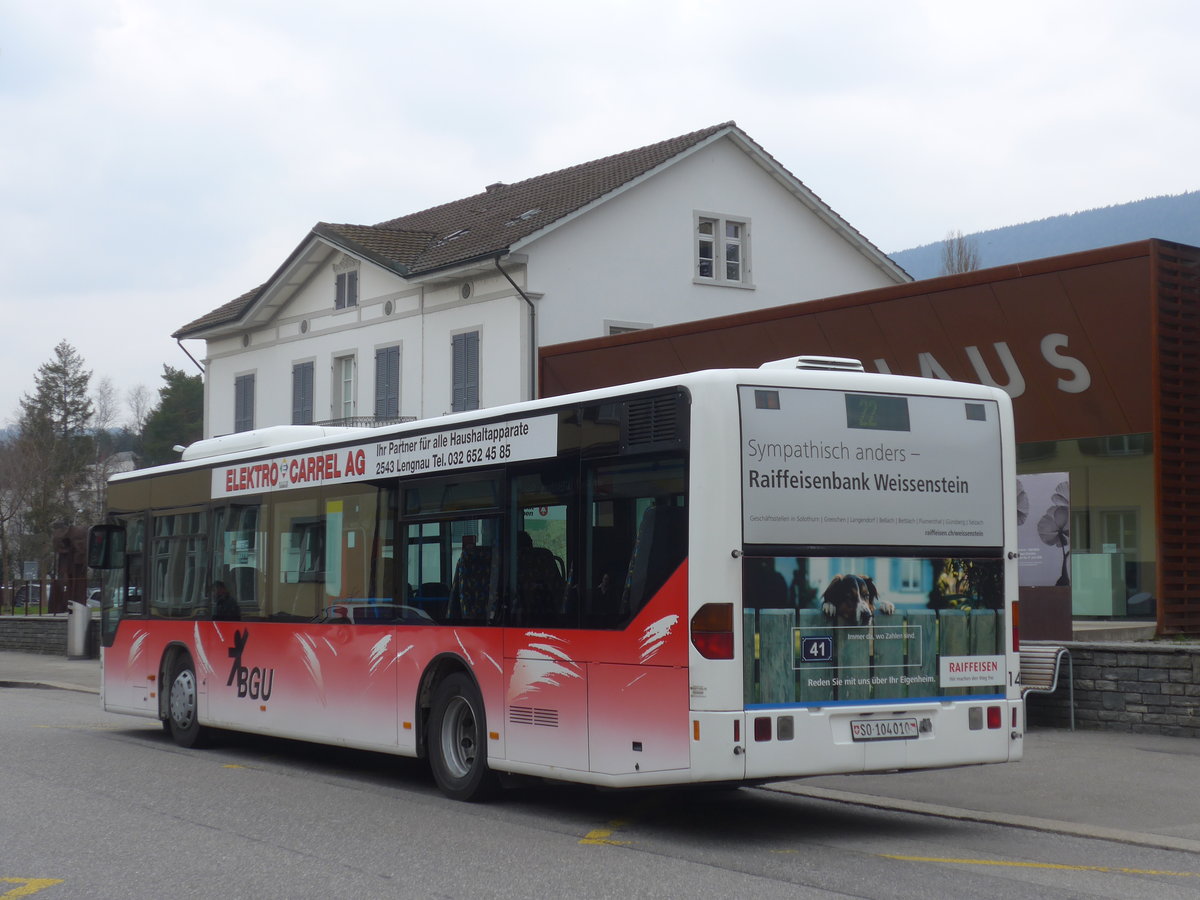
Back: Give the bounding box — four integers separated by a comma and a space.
0, 649, 100, 693
3, 650, 1199, 852
776, 727, 1200, 853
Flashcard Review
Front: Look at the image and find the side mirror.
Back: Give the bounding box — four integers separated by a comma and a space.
88, 524, 126, 569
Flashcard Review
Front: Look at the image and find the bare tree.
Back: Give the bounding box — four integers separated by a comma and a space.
0, 437, 37, 600
92, 376, 118, 434
127, 383, 152, 436
940, 229, 982, 275
84, 376, 122, 525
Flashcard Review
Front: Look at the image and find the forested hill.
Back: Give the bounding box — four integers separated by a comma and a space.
889, 190, 1200, 280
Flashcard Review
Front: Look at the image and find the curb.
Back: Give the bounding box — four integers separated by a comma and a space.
760, 783, 1200, 855
0, 679, 100, 695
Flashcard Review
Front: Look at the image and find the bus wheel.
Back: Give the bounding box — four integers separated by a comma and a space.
428, 673, 495, 801
166, 655, 209, 749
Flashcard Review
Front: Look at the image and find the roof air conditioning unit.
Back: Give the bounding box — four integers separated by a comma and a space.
759, 356, 865, 372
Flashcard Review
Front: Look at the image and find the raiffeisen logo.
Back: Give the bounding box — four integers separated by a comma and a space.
226, 629, 275, 702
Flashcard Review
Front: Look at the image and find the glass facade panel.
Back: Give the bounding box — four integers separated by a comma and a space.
1017, 433, 1155, 619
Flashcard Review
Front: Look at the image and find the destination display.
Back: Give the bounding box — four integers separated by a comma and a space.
739, 386, 1004, 547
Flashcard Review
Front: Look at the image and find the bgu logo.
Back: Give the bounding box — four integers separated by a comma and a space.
226, 629, 275, 702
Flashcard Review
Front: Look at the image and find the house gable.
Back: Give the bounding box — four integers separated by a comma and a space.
179, 121, 910, 437
517, 133, 905, 345
175, 122, 904, 341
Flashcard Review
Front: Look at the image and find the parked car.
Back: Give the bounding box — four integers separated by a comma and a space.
87, 588, 102, 608
14, 584, 48, 606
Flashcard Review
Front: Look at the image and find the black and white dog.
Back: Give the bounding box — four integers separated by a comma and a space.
821, 574, 894, 626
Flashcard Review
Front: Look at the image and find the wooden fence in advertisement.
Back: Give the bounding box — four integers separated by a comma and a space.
744, 608, 1006, 704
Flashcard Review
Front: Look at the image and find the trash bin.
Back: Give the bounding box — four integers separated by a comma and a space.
67, 600, 90, 659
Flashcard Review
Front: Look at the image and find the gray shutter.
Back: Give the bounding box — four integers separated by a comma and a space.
234, 374, 255, 432
375, 346, 399, 419
452, 331, 479, 412
292, 363, 313, 425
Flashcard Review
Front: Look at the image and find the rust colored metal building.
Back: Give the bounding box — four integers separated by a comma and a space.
540, 240, 1200, 635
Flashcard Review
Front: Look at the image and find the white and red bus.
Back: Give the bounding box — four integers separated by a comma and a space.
89, 359, 1023, 800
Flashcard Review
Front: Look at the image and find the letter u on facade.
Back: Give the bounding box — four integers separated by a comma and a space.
965, 343, 1026, 398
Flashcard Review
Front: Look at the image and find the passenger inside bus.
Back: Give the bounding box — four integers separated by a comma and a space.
209, 580, 241, 621
588, 526, 629, 615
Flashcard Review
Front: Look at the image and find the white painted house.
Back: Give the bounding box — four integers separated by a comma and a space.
175, 122, 909, 438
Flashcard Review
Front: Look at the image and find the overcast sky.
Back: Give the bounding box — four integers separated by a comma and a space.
2, 0, 1196, 427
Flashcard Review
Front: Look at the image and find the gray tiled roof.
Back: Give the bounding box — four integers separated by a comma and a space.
175, 123, 735, 338
177, 121, 903, 339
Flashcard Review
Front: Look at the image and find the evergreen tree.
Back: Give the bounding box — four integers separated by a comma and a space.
16, 341, 95, 581
141, 366, 204, 466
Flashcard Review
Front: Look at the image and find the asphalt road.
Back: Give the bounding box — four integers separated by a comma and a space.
3, 685, 1199, 899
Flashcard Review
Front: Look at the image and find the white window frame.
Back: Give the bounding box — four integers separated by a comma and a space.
333, 354, 357, 421
694, 211, 753, 289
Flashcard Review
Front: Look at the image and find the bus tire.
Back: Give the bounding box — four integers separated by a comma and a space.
166, 654, 209, 749
428, 672, 495, 801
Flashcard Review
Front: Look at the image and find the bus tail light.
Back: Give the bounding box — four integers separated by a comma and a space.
987, 706, 1002, 729
691, 603, 734, 659
754, 716, 772, 742
1012, 599, 1020, 652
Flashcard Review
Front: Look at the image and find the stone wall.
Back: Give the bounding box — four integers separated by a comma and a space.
0, 616, 69, 654
0, 615, 98, 657
1025, 642, 1200, 738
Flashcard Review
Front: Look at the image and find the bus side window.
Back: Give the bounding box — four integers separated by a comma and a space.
151, 511, 207, 618
582, 458, 686, 628
402, 473, 502, 626
621, 503, 687, 617
511, 467, 575, 628
213, 504, 264, 620
272, 493, 324, 620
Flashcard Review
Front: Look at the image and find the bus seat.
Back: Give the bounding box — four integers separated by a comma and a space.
447, 547, 495, 623
414, 582, 450, 620
516, 544, 566, 623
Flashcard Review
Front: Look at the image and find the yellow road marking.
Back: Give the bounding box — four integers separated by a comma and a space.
222, 764, 245, 769
579, 796, 666, 847
580, 819, 632, 846
1, 879, 65, 898
882, 854, 1200, 878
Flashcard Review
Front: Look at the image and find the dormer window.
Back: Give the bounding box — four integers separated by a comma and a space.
333, 254, 360, 309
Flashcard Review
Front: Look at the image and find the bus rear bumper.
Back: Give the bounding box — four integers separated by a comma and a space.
742, 699, 1024, 779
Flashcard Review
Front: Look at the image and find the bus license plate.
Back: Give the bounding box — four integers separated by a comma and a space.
850, 718, 920, 741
